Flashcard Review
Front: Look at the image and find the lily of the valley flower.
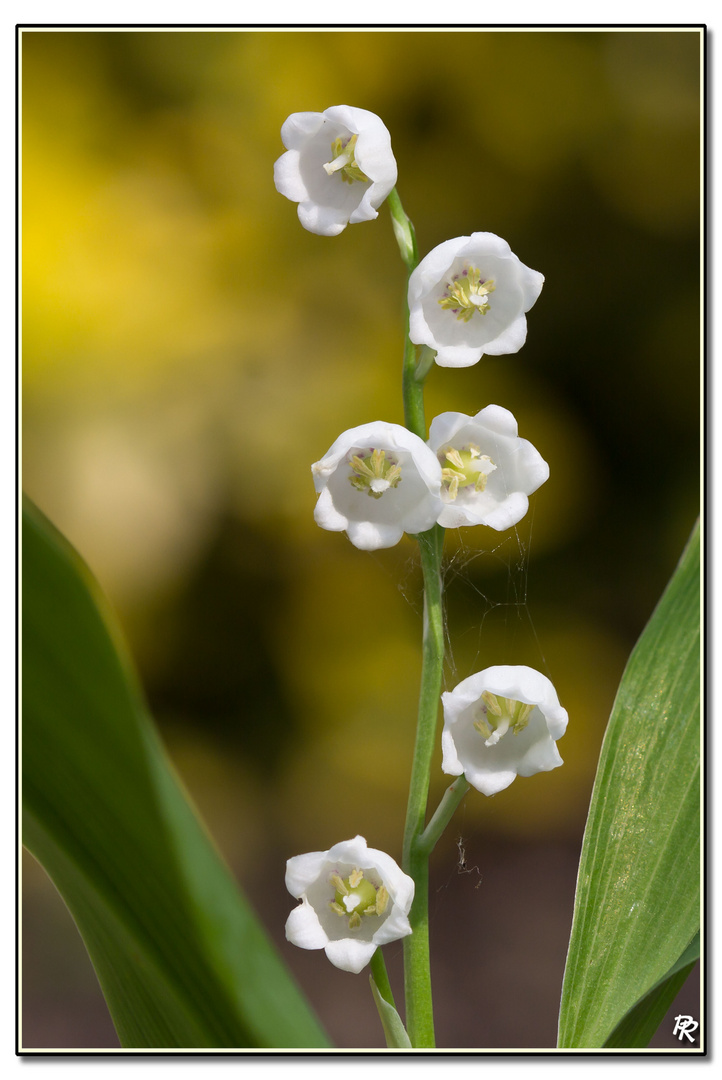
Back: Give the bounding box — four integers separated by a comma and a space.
408, 232, 544, 367
312, 421, 443, 550
428, 405, 549, 530
441, 665, 568, 796
274, 106, 397, 236
285, 835, 415, 973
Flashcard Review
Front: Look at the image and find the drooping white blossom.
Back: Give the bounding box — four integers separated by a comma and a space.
427, 404, 549, 530
441, 666, 568, 796
312, 421, 443, 550
285, 835, 415, 974
274, 106, 398, 236
408, 233, 544, 367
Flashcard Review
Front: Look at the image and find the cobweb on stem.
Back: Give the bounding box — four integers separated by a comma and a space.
391, 500, 550, 689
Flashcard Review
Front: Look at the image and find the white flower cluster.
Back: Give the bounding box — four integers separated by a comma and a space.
311, 407, 548, 551
274, 109, 548, 551
276, 106, 568, 973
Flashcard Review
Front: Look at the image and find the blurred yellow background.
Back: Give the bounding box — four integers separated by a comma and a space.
21, 28, 701, 1049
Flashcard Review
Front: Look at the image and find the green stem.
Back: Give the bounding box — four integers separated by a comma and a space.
369, 947, 396, 1010
418, 776, 471, 856
403, 331, 426, 439
388, 187, 446, 1048
387, 189, 427, 440
401, 523, 445, 1048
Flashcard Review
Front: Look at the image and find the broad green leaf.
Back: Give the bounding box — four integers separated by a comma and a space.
603, 932, 700, 1048
22, 497, 330, 1049
370, 977, 412, 1049
558, 521, 700, 1049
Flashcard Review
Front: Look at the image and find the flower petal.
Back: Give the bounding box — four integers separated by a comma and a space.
324, 937, 378, 974
441, 727, 464, 776
474, 404, 519, 438
346, 518, 404, 550
285, 849, 331, 897
285, 898, 330, 950
517, 737, 564, 776
273, 150, 309, 204
313, 485, 349, 532
280, 111, 325, 150
477, 492, 529, 532
297, 200, 350, 237
325, 834, 372, 864
372, 907, 413, 946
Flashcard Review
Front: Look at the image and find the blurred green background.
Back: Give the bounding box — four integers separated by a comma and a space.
21, 28, 701, 1049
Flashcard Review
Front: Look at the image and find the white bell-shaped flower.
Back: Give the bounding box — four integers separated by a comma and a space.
274, 105, 398, 236
312, 421, 443, 550
408, 232, 544, 367
427, 404, 549, 530
441, 665, 568, 796
285, 835, 415, 974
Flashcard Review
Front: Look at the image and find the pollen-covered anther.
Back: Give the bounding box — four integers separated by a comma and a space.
329, 872, 348, 895
349, 448, 403, 499
473, 713, 493, 740
438, 265, 496, 323
481, 690, 502, 716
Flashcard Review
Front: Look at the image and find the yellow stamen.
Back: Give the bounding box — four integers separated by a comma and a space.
438, 265, 496, 323
349, 448, 403, 499
323, 135, 369, 184
440, 445, 495, 502
475, 692, 536, 746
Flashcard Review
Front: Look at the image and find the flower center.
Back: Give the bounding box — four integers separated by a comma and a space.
473, 692, 535, 747
438, 265, 496, 323
323, 134, 369, 185
329, 868, 389, 930
349, 448, 402, 499
440, 444, 496, 501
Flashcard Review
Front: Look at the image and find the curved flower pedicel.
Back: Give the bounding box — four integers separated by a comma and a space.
441, 666, 568, 796
408, 232, 544, 367
428, 404, 549, 530
285, 835, 415, 974
274, 105, 397, 236
312, 421, 443, 550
